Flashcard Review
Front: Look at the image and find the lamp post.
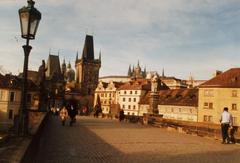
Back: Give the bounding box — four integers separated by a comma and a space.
18, 0, 41, 136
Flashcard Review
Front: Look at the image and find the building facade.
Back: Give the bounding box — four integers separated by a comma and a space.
158, 89, 198, 122
94, 80, 123, 114
198, 68, 240, 126
118, 80, 150, 116
0, 74, 38, 130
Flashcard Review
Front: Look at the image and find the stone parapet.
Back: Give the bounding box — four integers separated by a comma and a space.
0, 111, 48, 163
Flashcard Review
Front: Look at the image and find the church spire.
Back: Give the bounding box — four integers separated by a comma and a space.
68, 61, 71, 69
128, 64, 132, 76
143, 66, 147, 78
162, 68, 165, 77
75, 51, 78, 63
99, 50, 101, 62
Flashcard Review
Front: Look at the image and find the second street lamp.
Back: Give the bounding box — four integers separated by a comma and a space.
18, 0, 41, 136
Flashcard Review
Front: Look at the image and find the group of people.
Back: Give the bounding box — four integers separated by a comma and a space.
57, 104, 78, 126
220, 107, 237, 144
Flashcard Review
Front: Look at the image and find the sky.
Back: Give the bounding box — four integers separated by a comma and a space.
0, 0, 240, 80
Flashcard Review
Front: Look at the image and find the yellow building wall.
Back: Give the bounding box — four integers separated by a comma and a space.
198, 88, 240, 126
158, 105, 197, 122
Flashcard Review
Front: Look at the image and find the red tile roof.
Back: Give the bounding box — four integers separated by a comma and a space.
139, 88, 198, 106
118, 79, 151, 90
200, 68, 240, 88
158, 89, 198, 107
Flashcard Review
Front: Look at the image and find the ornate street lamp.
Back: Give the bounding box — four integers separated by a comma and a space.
18, 0, 41, 136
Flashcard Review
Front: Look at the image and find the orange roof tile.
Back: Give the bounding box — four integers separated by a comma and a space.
200, 68, 240, 88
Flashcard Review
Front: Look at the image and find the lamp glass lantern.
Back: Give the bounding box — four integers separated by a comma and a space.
19, 0, 41, 40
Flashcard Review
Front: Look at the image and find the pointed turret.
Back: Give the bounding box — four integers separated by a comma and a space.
162, 68, 165, 77
128, 65, 132, 76
82, 35, 94, 60
68, 61, 71, 69
62, 58, 67, 80
143, 66, 147, 78
62, 58, 66, 70
137, 60, 140, 68
75, 51, 78, 63
99, 50, 101, 62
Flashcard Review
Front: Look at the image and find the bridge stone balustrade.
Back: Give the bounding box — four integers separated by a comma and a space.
0, 111, 48, 163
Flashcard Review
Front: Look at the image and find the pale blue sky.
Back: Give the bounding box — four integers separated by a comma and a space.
0, 0, 240, 80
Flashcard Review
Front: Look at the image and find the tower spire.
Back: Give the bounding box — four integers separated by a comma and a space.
75, 51, 78, 62
82, 35, 94, 60
99, 50, 101, 62
128, 64, 132, 76
162, 68, 165, 77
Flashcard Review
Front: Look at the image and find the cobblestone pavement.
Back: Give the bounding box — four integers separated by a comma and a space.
35, 116, 240, 163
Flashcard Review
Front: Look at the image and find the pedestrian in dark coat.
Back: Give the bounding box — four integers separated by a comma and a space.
68, 104, 77, 126
119, 109, 125, 122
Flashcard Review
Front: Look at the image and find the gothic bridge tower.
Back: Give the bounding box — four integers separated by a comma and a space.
75, 35, 101, 95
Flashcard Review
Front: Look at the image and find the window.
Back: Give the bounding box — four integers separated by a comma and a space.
179, 108, 181, 112
8, 110, 13, 119
109, 93, 111, 97
203, 115, 213, 122
123, 98, 125, 102
101, 93, 104, 97
130, 91, 132, 94
128, 105, 131, 109
203, 115, 208, 122
124, 91, 127, 94
132, 112, 135, 115
209, 103, 213, 109
203, 102, 213, 109
232, 90, 238, 97
10, 92, 15, 102
135, 91, 138, 94
204, 102, 208, 107
0, 90, 5, 100
232, 104, 237, 111
232, 117, 238, 125
133, 105, 136, 109
129, 98, 131, 102
122, 105, 125, 109
133, 98, 136, 102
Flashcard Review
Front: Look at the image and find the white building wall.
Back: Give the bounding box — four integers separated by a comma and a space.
118, 90, 145, 116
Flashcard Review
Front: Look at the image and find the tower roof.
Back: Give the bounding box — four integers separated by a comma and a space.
46, 54, 61, 78
82, 35, 94, 60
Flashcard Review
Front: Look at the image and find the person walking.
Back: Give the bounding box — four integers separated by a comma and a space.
119, 109, 125, 122
220, 107, 232, 144
68, 104, 77, 126
59, 106, 68, 126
